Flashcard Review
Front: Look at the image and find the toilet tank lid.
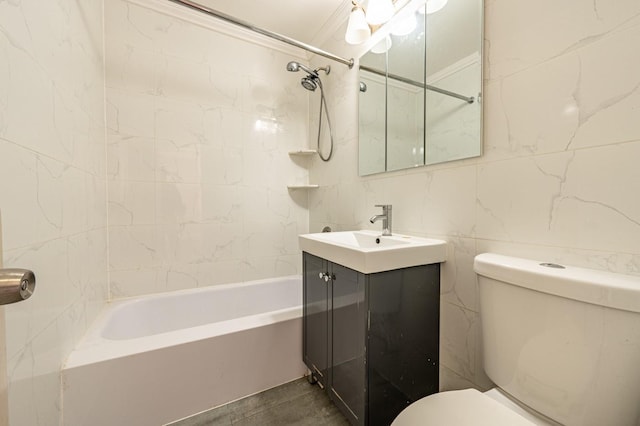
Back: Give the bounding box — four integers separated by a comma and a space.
474, 253, 640, 313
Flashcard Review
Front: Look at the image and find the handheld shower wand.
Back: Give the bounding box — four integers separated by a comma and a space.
286, 61, 334, 162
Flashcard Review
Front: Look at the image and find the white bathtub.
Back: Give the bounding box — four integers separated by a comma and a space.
62, 276, 306, 426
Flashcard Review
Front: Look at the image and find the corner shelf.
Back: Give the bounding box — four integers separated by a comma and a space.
287, 150, 318, 190
287, 184, 319, 190
288, 149, 317, 157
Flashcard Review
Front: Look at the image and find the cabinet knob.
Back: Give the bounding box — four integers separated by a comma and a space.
318, 272, 333, 282
323, 274, 335, 282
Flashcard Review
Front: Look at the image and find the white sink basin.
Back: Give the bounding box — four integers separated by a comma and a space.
299, 230, 446, 274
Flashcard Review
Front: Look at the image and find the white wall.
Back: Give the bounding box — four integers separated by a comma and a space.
0, 0, 108, 424
104, 0, 311, 298
310, 0, 640, 390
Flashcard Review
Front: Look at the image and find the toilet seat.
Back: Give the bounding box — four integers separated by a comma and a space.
391, 389, 536, 426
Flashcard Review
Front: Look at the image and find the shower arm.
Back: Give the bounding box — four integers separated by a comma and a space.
166, 0, 355, 69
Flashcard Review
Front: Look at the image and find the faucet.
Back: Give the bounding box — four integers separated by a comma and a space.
369, 204, 392, 236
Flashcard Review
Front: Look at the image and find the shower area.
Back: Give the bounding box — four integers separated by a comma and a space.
104, 0, 313, 299
0, 0, 343, 423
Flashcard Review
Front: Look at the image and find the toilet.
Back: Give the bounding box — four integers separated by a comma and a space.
393, 253, 640, 426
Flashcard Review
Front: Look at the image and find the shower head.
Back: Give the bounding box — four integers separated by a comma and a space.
301, 76, 318, 91
287, 62, 316, 91
286, 61, 318, 77
287, 61, 329, 92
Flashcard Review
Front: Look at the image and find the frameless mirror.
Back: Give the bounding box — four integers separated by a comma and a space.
358, 0, 483, 176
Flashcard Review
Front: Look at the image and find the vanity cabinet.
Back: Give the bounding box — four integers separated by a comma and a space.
303, 252, 440, 426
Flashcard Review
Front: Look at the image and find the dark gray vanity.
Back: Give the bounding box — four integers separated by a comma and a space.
303, 252, 440, 426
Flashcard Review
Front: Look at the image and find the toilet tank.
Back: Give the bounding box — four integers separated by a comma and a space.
474, 253, 640, 426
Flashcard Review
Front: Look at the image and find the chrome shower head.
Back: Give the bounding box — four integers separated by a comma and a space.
301, 76, 318, 91
287, 61, 329, 92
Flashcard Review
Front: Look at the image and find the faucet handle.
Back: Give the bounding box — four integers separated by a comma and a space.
372, 204, 392, 236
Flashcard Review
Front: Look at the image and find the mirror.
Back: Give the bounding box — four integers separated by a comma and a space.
358, 0, 483, 176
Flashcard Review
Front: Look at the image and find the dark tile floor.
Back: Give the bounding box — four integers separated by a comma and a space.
168, 378, 350, 426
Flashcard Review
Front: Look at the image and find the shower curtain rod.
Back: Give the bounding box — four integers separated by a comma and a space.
360, 65, 475, 104
166, 0, 355, 68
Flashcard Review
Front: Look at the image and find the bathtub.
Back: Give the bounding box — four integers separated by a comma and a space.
62, 275, 306, 426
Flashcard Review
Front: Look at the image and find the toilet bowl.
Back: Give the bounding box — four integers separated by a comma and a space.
392, 253, 640, 426
392, 387, 559, 426
392, 388, 534, 426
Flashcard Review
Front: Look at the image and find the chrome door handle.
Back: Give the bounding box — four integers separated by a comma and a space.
0, 269, 36, 305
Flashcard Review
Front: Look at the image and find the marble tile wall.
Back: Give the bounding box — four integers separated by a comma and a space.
105, 0, 311, 298
0, 0, 108, 424
310, 0, 640, 391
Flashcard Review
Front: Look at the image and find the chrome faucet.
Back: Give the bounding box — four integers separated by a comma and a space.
369, 204, 392, 236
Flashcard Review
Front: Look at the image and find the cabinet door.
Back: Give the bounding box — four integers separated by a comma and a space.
330, 263, 366, 425
303, 253, 329, 387
367, 264, 440, 426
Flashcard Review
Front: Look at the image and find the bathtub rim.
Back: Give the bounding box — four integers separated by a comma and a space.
64, 275, 302, 370
102, 274, 303, 340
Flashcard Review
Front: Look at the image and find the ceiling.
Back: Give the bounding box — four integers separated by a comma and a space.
196, 0, 350, 46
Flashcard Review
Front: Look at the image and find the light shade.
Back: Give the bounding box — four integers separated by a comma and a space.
370, 35, 393, 54
345, 6, 371, 45
391, 13, 417, 36
366, 0, 395, 26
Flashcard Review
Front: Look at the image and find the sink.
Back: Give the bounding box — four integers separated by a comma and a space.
310, 231, 411, 249
299, 230, 446, 274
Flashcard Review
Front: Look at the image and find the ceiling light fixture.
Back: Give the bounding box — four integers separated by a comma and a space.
345, 3, 371, 44
365, 0, 396, 25
345, 0, 398, 46
346, 0, 440, 46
